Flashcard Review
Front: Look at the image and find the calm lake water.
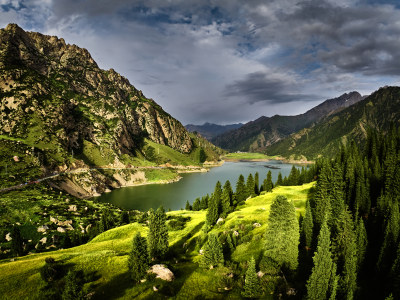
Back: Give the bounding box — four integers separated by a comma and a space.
97, 161, 298, 211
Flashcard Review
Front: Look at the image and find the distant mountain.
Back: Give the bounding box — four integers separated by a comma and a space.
185, 122, 243, 140
265, 86, 400, 159
212, 92, 364, 151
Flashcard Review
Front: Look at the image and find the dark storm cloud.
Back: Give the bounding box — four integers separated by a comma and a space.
267, 0, 400, 76
1, 0, 400, 124
225, 71, 317, 104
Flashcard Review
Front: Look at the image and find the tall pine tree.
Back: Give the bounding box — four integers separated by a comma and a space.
200, 233, 224, 269
263, 170, 274, 192
306, 217, 337, 300
148, 206, 169, 260
264, 195, 299, 271
129, 232, 150, 283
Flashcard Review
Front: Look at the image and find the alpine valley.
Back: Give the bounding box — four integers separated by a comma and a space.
0, 23, 399, 300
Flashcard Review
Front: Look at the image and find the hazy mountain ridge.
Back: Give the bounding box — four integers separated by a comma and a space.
185, 122, 243, 140
212, 91, 364, 152
265, 86, 400, 159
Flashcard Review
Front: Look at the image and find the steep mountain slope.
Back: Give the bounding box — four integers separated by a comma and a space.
266, 86, 400, 159
0, 24, 223, 195
212, 92, 363, 151
185, 122, 243, 140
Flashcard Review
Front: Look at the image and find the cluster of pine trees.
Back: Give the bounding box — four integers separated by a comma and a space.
195, 127, 399, 299
187, 166, 316, 230
299, 127, 400, 299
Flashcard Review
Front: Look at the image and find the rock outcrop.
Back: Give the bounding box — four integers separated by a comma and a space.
0, 23, 193, 170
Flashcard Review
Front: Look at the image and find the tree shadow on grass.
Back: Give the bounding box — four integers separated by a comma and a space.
167, 221, 205, 259
92, 271, 133, 300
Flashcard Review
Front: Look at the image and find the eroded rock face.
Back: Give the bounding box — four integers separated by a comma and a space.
0, 23, 193, 165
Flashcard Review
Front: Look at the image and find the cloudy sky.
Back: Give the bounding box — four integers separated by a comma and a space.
1, 0, 400, 125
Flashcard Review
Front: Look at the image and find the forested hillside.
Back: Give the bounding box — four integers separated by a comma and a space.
1, 127, 398, 299
266, 86, 400, 160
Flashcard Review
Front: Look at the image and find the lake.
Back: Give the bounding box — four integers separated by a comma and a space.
97, 160, 299, 211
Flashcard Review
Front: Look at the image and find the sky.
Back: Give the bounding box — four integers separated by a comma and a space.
1, 0, 400, 125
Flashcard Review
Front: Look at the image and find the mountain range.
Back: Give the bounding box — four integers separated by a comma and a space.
265, 86, 400, 159
185, 122, 243, 140
212, 91, 364, 152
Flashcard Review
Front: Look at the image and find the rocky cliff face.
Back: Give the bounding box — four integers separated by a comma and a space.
212, 92, 363, 152
0, 24, 193, 168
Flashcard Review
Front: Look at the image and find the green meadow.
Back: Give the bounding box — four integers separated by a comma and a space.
0, 182, 313, 299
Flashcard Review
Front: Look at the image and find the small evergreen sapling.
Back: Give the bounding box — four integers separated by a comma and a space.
242, 256, 262, 298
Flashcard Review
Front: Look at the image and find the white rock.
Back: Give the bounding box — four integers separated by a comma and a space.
57, 227, 66, 233
40, 237, 47, 244
153, 286, 158, 292
37, 225, 49, 233
216, 218, 224, 224
253, 222, 261, 228
68, 205, 77, 212
148, 264, 175, 282
5, 233, 12, 241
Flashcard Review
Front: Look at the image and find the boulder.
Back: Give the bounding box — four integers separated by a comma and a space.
37, 225, 49, 233
148, 264, 174, 282
57, 227, 66, 233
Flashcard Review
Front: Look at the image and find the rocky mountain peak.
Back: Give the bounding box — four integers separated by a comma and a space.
0, 24, 193, 172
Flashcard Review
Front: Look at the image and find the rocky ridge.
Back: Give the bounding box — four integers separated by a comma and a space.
212, 92, 364, 152
0, 23, 193, 170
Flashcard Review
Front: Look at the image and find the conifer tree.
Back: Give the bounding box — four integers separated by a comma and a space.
242, 256, 262, 298
192, 197, 201, 211
263, 170, 273, 192
246, 173, 256, 197
306, 217, 336, 300
201, 233, 224, 268
288, 165, 299, 185
185, 200, 192, 210
206, 196, 219, 227
276, 172, 283, 186
264, 195, 299, 271
148, 206, 169, 260
332, 209, 358, 299
254, 172, 259, 195
221, 181, 232, 218
235, 174, 247, 204
377, 202, 400, 272
129, 232, 150, 283
302, 200, 314, 250
200, 195, 209, 210
312, 161, 332, 232
355, 217, 368, 269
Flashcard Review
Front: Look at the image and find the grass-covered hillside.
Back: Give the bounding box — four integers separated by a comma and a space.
0, 183, 313, 299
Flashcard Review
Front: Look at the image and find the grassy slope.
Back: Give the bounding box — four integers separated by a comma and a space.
0, 182, 313, 299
